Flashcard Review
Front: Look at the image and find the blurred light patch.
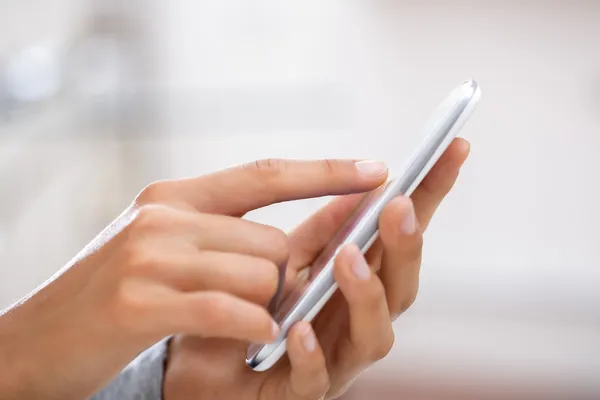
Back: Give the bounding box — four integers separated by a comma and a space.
1, 1, 600, 399
6, 45, 61, 104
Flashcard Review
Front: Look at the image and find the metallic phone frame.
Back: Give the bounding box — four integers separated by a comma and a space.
247, 79, 482, 371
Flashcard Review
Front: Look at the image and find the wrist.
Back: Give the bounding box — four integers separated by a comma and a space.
0, 298, 144, 400
0, 313, 35, 399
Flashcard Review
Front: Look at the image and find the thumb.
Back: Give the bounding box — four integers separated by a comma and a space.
169, 158, 388, 216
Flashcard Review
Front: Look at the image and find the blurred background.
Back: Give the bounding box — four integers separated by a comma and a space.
1, 0, 599, 398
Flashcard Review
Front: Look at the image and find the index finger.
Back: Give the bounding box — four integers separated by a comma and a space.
171, 159, 388, 216
288, 138, 469, 269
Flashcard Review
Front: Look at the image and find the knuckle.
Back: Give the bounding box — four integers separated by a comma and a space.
314, 372, 331, 396
370, 331, 395, 361
320, 158, 338, 175
301, 359, 329, 396
368, 279, 387, 305
385, 225, 422, 261
132, 205, 169, 233
403, 234, 423, 261
243, 158, 289, 178
353, 346, 374, 366
255, 259, 280, 297
413, 231, 424, 251
136, 181, 167, 204
197, 294, 230, 334
439, 169, 460, 195
121, 244, 156, 276
264, 227, 289, 264
424, 168, 459, 199
111, 283, 148, 332
397, 285, 419, 314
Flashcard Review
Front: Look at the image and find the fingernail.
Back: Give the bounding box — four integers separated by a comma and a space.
399, 197, 416, 234
300, 323, 316, 352
272, 321, 281, 338
351, 247, 371, 280
460, 139, 471, 154
355, 160, 387, 177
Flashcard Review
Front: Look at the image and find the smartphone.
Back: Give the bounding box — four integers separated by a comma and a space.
246, 79, 482, 372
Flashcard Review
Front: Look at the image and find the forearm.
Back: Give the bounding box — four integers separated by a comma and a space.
0, 299, 143, 400
0, 328, 23, 399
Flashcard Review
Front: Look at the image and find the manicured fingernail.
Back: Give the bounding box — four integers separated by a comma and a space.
272, 321, 281, 338
300, 323, 316, 352
399, 197, 416, 234
355, 160, 387, 177
350, 246, 371, 280
460, 139, 471, 154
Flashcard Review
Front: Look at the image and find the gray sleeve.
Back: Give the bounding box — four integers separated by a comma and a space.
89, 338, 170, 400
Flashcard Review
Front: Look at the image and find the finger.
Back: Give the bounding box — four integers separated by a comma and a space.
192, 211, 290, 310
195, 214, 290, 263
377, 196, 423, 318
362, 138, 470, 268
136, 206, 292, 266
127, 206, 291, 310
333, 244, 395, 363
411, 137, 470, 231
285, 321, 330, 400
171, 158, 388, 216
288, 138, 469, 269
145, 288, 279, 343
288, 193, 366, 270
145, 251, 280, 306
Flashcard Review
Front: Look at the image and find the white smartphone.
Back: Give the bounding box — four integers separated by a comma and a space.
246, 79, 482, 372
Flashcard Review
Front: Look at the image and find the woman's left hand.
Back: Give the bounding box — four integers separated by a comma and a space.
164, 138, 470, 400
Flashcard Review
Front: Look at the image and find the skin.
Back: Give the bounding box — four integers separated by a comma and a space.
163, 138, 470, 400
0, 138, 468, 400
0, 155, 390, 399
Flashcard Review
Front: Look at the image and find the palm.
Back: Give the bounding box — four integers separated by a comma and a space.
167, 193, 375, 399
166, 268, 376, 400
164, 140, 469, 400
261, 253, 378, 399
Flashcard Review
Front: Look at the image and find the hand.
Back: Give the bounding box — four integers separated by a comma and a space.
164, 138, 470, 399
0, 158, 388, 400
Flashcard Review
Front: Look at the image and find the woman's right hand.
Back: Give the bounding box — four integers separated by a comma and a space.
0, 158, 388, 400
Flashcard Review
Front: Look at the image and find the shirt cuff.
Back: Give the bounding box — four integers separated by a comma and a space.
89, 337, 170, 400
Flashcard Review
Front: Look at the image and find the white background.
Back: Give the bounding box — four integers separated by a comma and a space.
1, 0, 599, 395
